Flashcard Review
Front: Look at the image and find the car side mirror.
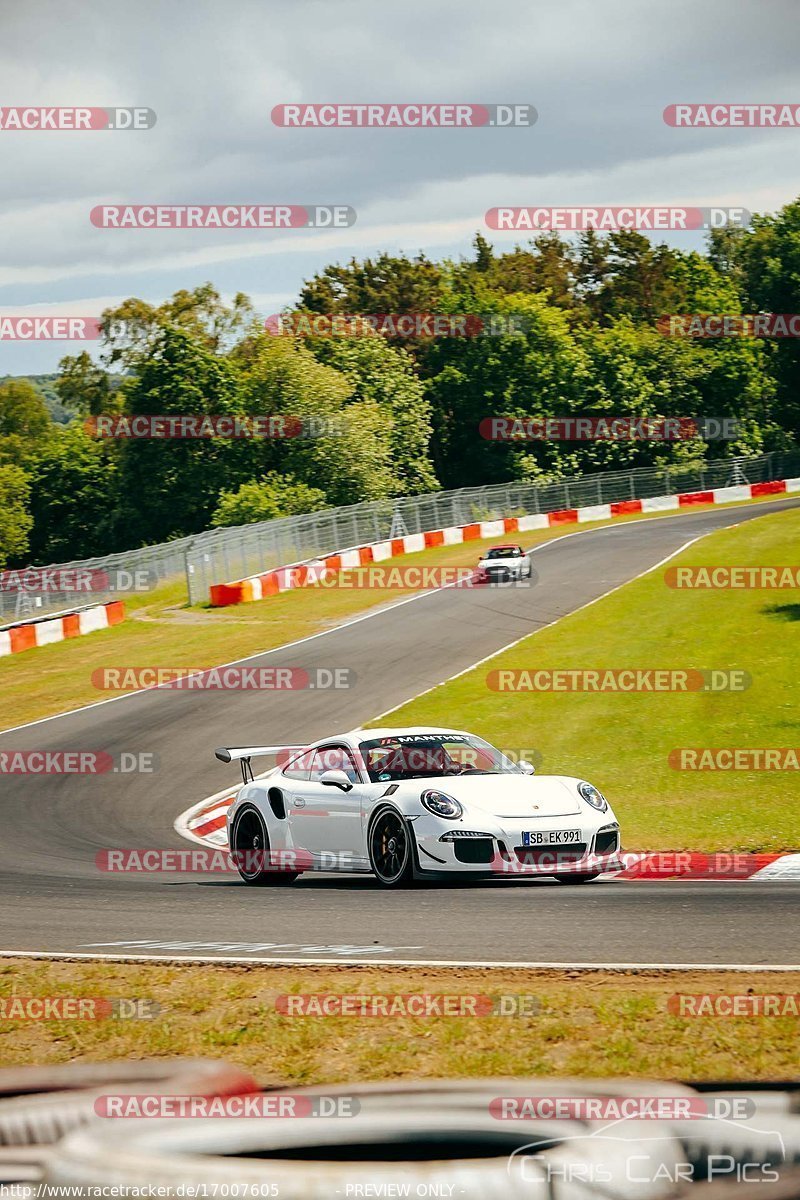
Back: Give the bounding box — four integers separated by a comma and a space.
518, 760, 536, 775
319, 769, 353, 792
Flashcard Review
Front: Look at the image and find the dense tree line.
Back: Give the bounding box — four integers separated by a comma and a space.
0, 200, 798, 568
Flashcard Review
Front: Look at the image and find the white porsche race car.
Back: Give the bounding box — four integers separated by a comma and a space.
216, 728, 621, 888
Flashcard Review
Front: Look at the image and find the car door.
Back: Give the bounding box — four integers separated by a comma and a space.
278, 748, 315, 859
293, 745, 368, 869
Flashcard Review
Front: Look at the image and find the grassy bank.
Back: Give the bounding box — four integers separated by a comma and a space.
0, 958, 796, 1081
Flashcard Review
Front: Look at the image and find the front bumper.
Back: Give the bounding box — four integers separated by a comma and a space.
476, 564, 526, 583
413, 816, 621, 876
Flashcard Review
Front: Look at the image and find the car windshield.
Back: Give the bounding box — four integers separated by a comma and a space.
359, 734, 522, 782
486, 547, 518, 559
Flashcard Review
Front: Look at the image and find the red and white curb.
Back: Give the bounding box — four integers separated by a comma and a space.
598, 852, 800, 881
209, 477, 800, 607
0, 600, 125, 657
175, 785, 236, 848
174, 793, 800, 881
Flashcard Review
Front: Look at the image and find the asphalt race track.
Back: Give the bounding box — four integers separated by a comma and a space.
2, 498, 799, 969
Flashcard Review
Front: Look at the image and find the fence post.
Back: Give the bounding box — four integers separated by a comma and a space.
184, 549, 195, 606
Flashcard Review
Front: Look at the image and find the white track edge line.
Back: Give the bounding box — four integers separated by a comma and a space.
0, 950, 797, 971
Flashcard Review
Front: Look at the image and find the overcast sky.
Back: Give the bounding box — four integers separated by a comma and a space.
1, 0, 798, 373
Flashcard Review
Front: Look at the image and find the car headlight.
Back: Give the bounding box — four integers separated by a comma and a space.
420, 789, 463, 819
578, 781, 608, 812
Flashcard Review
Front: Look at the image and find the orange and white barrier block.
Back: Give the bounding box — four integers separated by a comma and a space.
0, 600, 125, 658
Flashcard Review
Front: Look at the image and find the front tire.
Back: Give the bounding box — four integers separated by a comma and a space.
554, 872, 599, 885
231, 805, 298, 886
368, 808, 415, 888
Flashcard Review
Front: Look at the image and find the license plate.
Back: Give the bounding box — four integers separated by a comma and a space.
522, 829, 581, 846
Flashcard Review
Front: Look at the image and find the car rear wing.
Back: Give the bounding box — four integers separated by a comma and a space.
215, 745, 305, 783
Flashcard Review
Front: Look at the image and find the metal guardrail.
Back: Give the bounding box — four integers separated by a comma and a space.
183, 451, 800, 604
3, 451, 798, 619
0, 534, 195, 624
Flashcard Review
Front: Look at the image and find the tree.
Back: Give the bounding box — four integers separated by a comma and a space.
422, 292, 589, 486
574, 230, 611, 322
235, 335, 399, 505
25, 425, 118, 562
593, 231, 682, 323
113, 326, 241, 545
211, 472, 327, 527
55, 352, 118, 417
0, 465, 33, 568
0, 379, 53, 467
305, 333, 439, 495
299, 252, 445, 315
451, 234, 576, 308
472, 232, 494, 273
729, 201, 800, 438
101, 283, 257, 369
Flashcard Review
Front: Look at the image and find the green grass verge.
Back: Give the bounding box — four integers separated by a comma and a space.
374, 506, 800, 851
0, 493, 792, 732
0, 960, 796, 1081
